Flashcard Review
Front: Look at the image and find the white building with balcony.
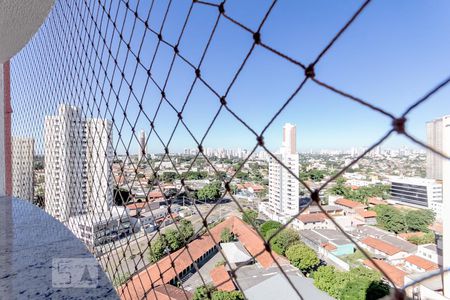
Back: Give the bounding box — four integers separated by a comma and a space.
45, 104, 114, 223
261, 123, 299, 223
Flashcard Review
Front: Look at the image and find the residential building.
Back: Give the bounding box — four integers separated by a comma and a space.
359, 236, 408, 263
426, 115, 450, 180
11, 137, 34, 201
139, 129, 146, 161
45, 104, 114, 224
389, 176, 443, 220
263, 123, 299, 223
363, 259, 406, 288
301, 229, 354, 257
416, 244, 440, 264
292, 213, 335, 230
404, 255, 438, 273
334, 198, 366, 215
45, 104, 86, 222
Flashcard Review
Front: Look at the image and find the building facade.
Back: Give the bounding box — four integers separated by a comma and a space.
264, 123, 299, 223
426, 116, 450, 180
45, 104, 113, 223
139, 129, 146, 161
389, 176, 442, 220
11, 137, 34, 201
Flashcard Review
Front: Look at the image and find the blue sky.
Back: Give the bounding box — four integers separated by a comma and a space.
11, 0, 450, 154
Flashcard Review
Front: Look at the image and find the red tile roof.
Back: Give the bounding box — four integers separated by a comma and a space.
357, 210, 377, 218
361, 236, 402, 256
210, 266, 235, 291
397, 232, 424, 240
297, 213, 327, 224
147, 284, 192, 300
321, 243, 337, 251
363, 259, 406, 287
119, 216, 279, 300
405, 255, 439, 271
335, 198, 366, 209
368, 197, 387, 205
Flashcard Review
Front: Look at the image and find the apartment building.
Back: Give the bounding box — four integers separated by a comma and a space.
11, 137, 34, 201
45, 104, 113, 223
262, 123, 299, 223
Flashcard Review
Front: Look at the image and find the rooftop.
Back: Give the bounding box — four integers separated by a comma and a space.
360, 236, 402, 256
335, 198, 366, 209
363, 259, 406, 288
405, 255, 439, 271
244, 273, 334, 300
210, 265, 235, 292
297, 212, 327, 224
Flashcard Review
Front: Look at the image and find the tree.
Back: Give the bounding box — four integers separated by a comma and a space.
197, 181, 222, 201
160, 171, 179, 183
408, 232, 435, 245
112, 272, 131, 287
373, 205, 407, 233
192, 285, 215, 300
114, 188, 132, 206
179, 219, 194, 241
405, 209, 435, 232
192, 286, 244, 300
148, 235, 169, 263
242, 209, 258, 225
260, 220, 282, 238
267, 228, 300, 255
165, 229, 182, 251
220, 228, 234, 243
285, 243, 320, 273
212, 291, 244, 300
312, 266, 342, 298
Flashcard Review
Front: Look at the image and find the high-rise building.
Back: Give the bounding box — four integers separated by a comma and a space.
45, 104, 113, 223
139, 129, 146, 161
263, 123, 299, 223
85, 119, 114, 214
11, 137, 34, 201
426, 115, 449, 180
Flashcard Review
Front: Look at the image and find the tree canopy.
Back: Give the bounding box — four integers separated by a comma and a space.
285, 243, 320, 274
192, 285, 244, 300
374, 205, 435, 234
267, 228, 300, 255
220, 228, 234, 243
197, 181, 222, 200
312, 266, 389, 300
260, 220, 282, 238
242, 209, 258, 225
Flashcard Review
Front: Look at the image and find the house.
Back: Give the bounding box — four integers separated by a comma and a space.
368, 197, 387, 207
334, 198, 366, 215
307, 204, 343, 216
354, 209, 377, 225
404, 255, 439, 273
416, 244, 440, 264
210, 265, 236, 291
359, 236, 408, 263
301, 229, 354, 256
292, 213, 335, 230
363, 259, 406, 288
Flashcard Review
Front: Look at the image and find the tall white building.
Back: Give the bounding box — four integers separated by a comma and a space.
262, 123, 299, 223
45, 104, 113, 223
85, 119, 114, 215
11, 137, 34, 201
426, 116, 449, 180
139, 129, 146, 161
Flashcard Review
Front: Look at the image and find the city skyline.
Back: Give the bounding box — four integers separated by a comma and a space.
10, 1, 450, 155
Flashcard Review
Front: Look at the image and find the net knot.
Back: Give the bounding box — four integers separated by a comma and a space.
253, 32, 261, 44
218, 2, 225, 14
198, 145, 204, 153
195, 68, 201, 78
311, 189, 320, 203
392, 117, 406, 134
305, 64, 315, 78
220, 96, 227, 106
256, 135, 264, 146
